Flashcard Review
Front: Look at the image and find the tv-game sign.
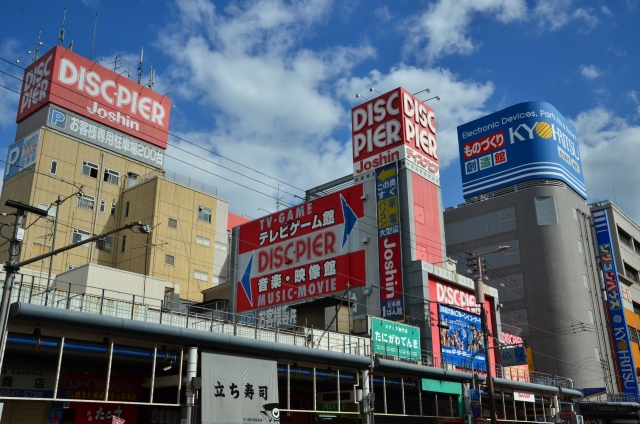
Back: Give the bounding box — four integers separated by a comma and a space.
375, 163, 404, 319
457, 101, 586, 200
16, 46, 170, 149
351, 87, 439, 183
235, 185, 366, 313
592, 209, 639, 397
4, 130, 40, 180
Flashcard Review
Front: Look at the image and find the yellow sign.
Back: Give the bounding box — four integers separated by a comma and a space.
377, 197, 399, 229
526, 347, 534, 372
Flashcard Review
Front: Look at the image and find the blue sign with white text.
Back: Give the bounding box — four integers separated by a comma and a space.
592, 209, 639, 397
4, 130, 40, 180
457, 102, 586, 199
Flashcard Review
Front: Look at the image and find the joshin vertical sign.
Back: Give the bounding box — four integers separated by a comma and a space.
376, 163, 404, 319
201, 353, 280, 424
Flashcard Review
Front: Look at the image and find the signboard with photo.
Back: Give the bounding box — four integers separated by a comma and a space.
438, 304, 485, 369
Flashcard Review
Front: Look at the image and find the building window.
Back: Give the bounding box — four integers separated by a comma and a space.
618, 227, 632, 248
81, 160, 99, 178
103, 168, 120, 185
594, 347, 601, 362
194, 270, 208, 281
95, 236, 113, 253
31, 242, 51, 255
50, 160, 58, 175
630, 327, 639, 344
634, 302, 640, 315
168, 217, 178, 229
125, 201, 130, 217
121, 236, 127, 252
127, 172, 138, 188
572, 207, 577, 220
583, 274, 588, 288
110, 201, 116, 216
588, 310, 594, 324
77, 193, 95, 211
215, 241, 228, 252
99, 199, 106, 213
165, 254, 175, 266
577, 240, 583, 253
72, 229, 91, 245
634, 240, 640, 256
624, 263, 639, 283
198, 206, 212, 223
534, 197, 558, 226
38, 203, 57, 218
196, 235, 210, 247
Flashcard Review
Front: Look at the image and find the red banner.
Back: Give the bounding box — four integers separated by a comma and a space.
17, 46, 170, 149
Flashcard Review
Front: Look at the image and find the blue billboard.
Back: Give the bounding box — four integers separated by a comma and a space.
4, 130, 40, 180
592, 209, 639, 397
438, 304, 485, 370
457, 102, 586, 199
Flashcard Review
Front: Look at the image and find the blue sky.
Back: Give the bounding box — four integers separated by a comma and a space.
1, 0, 639, 222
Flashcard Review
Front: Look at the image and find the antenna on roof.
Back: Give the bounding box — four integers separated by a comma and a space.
68, 39, 74, 51
137, 48, 143, 84
111, 53, 121, 72
89, 13, 98, 61
147, 66, 155, 90
58, 6, 67, 46
32, 27, 42, 62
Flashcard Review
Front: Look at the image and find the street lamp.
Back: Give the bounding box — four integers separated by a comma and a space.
466, 246, 511, 424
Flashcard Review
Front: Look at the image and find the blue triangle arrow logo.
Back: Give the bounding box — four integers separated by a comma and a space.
341, 194, 358, 250
239, 254, 254, 306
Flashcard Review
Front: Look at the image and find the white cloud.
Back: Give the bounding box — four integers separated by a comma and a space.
159, 0, 376, 214
405, 0, 526, 62
374, 6, 392, 22
579, 64, 601, 79
572, 108, 640, 223
601, 6, 613, 16
532, 1, 599, 31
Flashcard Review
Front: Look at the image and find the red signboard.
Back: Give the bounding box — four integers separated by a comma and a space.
62, 372, 140, 402
236, 185, 366, 313
462, 130, 505, 160
70, 402, 137, 424
351, 87, 439, 177
17, 46, 170, 149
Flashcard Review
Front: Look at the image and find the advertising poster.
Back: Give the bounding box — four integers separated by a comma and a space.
592, 209, 639, 396
201, 353, 279, 424
457, 101, 585, 200
70, 402, 137, 424
438, 304, 485, 369
4, 130, 40, 180
375, 163, 404, 319
234, 184, 366, 314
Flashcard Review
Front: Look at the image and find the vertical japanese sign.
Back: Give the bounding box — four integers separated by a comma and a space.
235, 185, 366, 314
592, 210, 639, 397
202, 353, 279, 424
376, 163, 404, 319
371, 317, 420, 360
438, 304, 485, 369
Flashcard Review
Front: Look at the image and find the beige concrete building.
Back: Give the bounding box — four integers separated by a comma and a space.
0, 108, 229, 304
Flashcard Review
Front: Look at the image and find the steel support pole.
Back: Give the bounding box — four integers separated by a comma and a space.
186, 347, 198, 424
337, 369, 341, 413
104, 340, 114, 401
476, 253, 497, 424
150, 344, 157, 403
177, 348, 184, 405
401, 378, 405, 415
53, 332, 65, 399
383, 374, 387, 414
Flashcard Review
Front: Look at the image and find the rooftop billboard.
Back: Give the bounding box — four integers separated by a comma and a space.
16, 46, 170, 149
234, 185, 367, 313
351, 87, 440, 186
457, 101, 585, 199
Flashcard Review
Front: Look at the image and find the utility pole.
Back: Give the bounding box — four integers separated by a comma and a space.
0, 201, 150, 358
466, 247, 510, 424
45, 196, 61, 305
